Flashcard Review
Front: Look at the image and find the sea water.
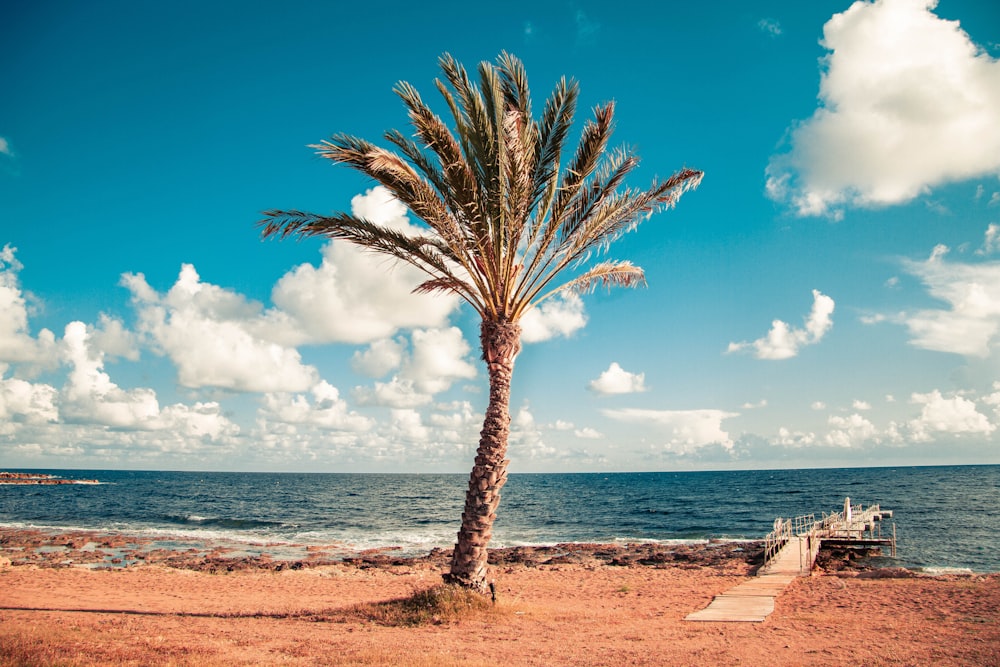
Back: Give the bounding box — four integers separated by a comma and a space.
1, 465, 997, 572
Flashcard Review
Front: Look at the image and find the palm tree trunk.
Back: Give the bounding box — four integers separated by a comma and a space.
444, 319, 522, 594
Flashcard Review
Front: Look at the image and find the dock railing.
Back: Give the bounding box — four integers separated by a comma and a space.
763, 499, 896, 571
763, 512, 817, 569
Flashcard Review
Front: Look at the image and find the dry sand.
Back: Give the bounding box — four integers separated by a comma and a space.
1, 529, 998, 666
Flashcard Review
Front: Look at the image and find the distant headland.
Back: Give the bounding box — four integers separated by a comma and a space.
0, 472, 99, 485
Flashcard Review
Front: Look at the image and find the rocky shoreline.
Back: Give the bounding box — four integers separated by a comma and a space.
0, 472, 99, 485
0, 526, 910, 577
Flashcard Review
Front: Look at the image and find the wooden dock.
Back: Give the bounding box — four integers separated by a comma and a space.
686, 498, 895, 623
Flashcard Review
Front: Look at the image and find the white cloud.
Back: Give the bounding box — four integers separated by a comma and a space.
766, 0, 1000, 218
908, 389, 995, 441
123, 265, 319, 392
401, 327, 476, 394
353, 377, 433, 409
260, 381, 372, 431
267, 188, 459, 346
509, 404, 557, 460
588, 362, 646, 395
89, 313, 139, 361
977, 223, 1000, 256
852, 399, 872, 410
728, 290, 835, 359
60, 321, 160, 428
351, 337, 405, 378
574, 427, 602, 439
157, 402, 240, 443
0, 373, 58, 424
603, 408, 738, 453
758, 18, 782, 36
775, 427, 817, 447
520, 292, 587, 343
0, 245, 58, 370
389, 408, 430, 443
52, 321, 242, 447
0, 137, 10, 155
742, 399, 768, 409
825, 413, 878, 447
897, 244, 1000, 356
811, 401, 827, 410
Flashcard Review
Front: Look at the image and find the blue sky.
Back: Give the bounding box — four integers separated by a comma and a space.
2, 0, 999, 473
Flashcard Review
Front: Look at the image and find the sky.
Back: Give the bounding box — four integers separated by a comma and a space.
2, 0, 1000, 473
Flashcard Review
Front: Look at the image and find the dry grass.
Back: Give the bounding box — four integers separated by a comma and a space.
337, 584, 507, 627
0, 621, 87, 667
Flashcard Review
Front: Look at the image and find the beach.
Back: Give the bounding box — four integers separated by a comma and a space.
1, 528, 998, 666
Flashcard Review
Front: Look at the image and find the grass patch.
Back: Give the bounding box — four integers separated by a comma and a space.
341, 584, 506, 627
0, 623, 86, 667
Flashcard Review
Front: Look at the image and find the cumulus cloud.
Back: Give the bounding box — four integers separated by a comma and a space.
908, 389, 995, 440
520, 293, 587, 343
401, 327, 477, 394
89, 313, 139, 361
0, 245, 58, 371
123, 265, 319, 392
0, 137, 11, 155
60, 321, 161, 427
897, 244, 1000, 356
156, 402, 240, 444
0, 373, 58, 424
55, 320, 241, 445
602, 408, 738, 453
351, 337, 405, 378
766, 0, 1000, 218
267, 187, 458, 345
353, 377, 433, 409
775, 427, 817, 447
260, 381, 372, 431
728, 290, 835, 359
588, 362, 646, 395
825, 413, 878, 447
352, 327, 476, 407
574, 427, 602, 439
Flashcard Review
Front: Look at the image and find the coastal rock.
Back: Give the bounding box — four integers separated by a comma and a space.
0, 472, 99, 485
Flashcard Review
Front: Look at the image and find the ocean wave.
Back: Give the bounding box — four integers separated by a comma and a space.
918, 566, 975, 575
160, 514, 290, 530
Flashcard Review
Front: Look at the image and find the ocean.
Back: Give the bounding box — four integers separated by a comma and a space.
1, 465, 997, 573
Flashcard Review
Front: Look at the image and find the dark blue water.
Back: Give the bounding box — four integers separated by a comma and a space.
2, 465, 997, 572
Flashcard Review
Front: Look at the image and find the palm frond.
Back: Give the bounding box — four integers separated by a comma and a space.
263, 52, 702, 328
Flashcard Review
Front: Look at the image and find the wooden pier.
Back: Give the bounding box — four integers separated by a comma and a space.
686, 498, 895, 622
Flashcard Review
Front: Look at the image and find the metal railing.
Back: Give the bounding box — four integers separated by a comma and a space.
763, 500, 896, 571
762, 513, 817, 569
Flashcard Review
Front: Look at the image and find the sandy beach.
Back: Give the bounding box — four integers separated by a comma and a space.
1, 528, 998, 666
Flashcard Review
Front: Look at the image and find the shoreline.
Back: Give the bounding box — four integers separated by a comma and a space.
1, 526, 765, 573
2, 527, 997, 666
3, 525, 995, 576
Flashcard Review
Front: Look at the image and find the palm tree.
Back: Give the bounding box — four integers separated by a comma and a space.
260, 52, 702, 594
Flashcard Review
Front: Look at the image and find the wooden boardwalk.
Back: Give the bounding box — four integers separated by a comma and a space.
686, 498, 894, 623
